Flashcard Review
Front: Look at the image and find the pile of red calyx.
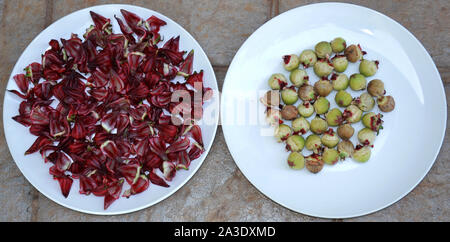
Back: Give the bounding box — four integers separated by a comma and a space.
9, 9, 212, 209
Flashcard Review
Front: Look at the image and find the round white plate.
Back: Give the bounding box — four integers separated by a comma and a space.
3, 4, 219, 215
221, 3, 446, 218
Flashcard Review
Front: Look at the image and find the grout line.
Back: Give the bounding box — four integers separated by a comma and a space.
273, 0, 280, 16
44, 0, 54, 28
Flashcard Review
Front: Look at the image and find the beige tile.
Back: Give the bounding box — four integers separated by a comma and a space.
278, 0, 450, 83
0, 0, 49, 222
52, 0, 272, 66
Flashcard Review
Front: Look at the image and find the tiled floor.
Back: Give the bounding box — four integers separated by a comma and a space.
0, 0, 448, 221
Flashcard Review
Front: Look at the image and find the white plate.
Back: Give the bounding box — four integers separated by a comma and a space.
3, 4, 219, 215
221, 3, 446, 218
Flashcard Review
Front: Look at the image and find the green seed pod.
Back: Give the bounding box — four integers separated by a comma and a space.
274, 124, 292, 142
305, 134, 322, 154
292, 117, 310, 134
268, 73, 288, 90
281, 105, 298, 120
325, 108, 343, 126
305, 154, 324, 174
332, 55, 348, 72
314, 97, 330, 115
337, 123, 354, 140
323, 148, 340, 165
321, 129, 340, 148
265, 109, 282, 126
289, 69, 309, 87
261, 90, 280, 107
344, 44, 363, 63
332, 73, 349, 91
313, 61, 334, 77
297, 101, 314, 118
359, 59, 379, 77
298, 84, 316, 102
314, 80, 333, 97
287, 152, 305, 170
330, 37, 347, 53
281, 88, 299, 105
353, 146, 371, 162
299, 49, 317, 67
362, 112, 384, 133
377, 96, 395, 112
337, 140, 354, 160
358, 128, 376, 146
354, 92, 375, 112
335, 90, 352, 107
310, 116, 328, 134
315, 41, 333, 59
367, 79, 385, 97
286, 135, 305, 152
344, 105, 363, 123
349, 73, 367, 91
282, 54, 300, 71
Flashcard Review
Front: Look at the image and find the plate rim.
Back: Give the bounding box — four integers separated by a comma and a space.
2, 3, 220, 215
221, 2, 447, 219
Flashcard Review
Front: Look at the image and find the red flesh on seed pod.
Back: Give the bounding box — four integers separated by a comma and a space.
9, 10, 211, 209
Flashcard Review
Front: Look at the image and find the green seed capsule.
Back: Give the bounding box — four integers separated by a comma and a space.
323, 148, 340, 165
335, 90, 352, 107
358, 128, 376, 146
314, 80, 333, 97
359, 59, 378, 77
332, 73, 349, 91
353, 146, 371, 162
367, 79, 385, 97
349, 73, 367, 91
274, 124, 292, 142
321, 130, 340, 148
310, 116, 328, 134
292, 117, 310, 134
283, 54, 300, 71
330, 37, 347, 53
287, 152, 305, 170
325, 108, 343, 126
314, 97, 330, 114
298, 84, 316, 102
289, 69, 309, 87
265, 108, 282, 126
355, 92, 375, 112
337, 123, 354, 140
332, 56, 348, 72
305, 154, 324, 173
268, 73, 288, 90
377, 95, 395, 112
345, 44, 363, 63
362, 112, 384, 132
337, 140, 354, 160
261, 90, 280, 107
306, 134, 322, 153
299, 49, 317, 67
281, 105, 299, 120
286, 135, 305, 152
297, 101, 314, 118
281, 88, 299, 105
313, 61, 334, 77
344, 105, 363, 123
315, 41, 333, 59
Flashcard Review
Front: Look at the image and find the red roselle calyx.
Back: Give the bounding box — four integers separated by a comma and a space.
9, 10, 211, 210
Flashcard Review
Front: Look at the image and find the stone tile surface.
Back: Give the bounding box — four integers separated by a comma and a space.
0, 0, 48, 222
0, 0, 449, 222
